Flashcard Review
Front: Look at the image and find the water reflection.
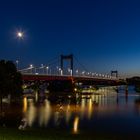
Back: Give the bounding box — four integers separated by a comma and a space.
65, 104, 71, 124
73, 116, 79, 134
21, 86, 119, 129
2, 86, 140, 135
26, 99, 36, 127
135, 98, 140, 115
23, 97, 27, 113
38, 99, 52, 126
80, 96, 94, 119
54, 105, 64, 126
87, 98, 93, 119
44, 100, 51, 126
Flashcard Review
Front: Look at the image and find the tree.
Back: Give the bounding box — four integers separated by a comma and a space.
0, 60, 23, 106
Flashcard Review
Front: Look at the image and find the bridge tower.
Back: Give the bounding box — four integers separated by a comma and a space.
111, 70, 118, 78
60, 54, 73, 76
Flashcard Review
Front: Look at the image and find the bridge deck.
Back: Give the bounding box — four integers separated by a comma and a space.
22, 74, 118, 82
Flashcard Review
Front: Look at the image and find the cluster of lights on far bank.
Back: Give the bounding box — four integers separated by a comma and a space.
18, 63, 116, 79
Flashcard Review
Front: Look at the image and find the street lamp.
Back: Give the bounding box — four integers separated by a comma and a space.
56, 66, 59, 75
70, 69, 72, 76
82, 71, 85, 76
30, 64, 33, 74
76, 69, 78, 76
68, 68, 70, 75
16, 60, 19, 70
68, 68, 72, 76
59, 68, 61, 75
60, 69, 63, 76
59, 68, 63, 76
41, 64, 44, 74
46, 66, 49, 75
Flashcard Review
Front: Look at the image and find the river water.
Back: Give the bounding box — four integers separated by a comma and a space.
1, 85, 140, 135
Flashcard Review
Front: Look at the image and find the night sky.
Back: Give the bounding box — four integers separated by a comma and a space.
0, 0, 140, 77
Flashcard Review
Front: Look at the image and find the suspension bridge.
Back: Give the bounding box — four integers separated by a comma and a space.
19, 54, 120, 85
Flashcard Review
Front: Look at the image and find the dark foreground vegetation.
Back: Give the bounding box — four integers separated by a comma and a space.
0, 60, 23, 115
127, 77, 140, 92
0, 60, 23, 99
0, 127, 139, 140
0, 128, 140, 140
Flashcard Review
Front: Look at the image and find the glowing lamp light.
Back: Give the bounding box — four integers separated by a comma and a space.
74, 88, 77, 92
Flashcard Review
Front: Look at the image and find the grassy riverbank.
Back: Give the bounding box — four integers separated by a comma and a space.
0, 127, 138, 140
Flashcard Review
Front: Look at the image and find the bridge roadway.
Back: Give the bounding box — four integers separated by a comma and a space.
22, 73, 119, 85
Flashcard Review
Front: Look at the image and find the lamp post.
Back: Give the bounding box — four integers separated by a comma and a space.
56, 66, 59, 75
16, 60, 19, 70
70, 69, 72, 76
82, 71, 85, 76
41, 64, 44, 74
60, 69, 63, 76
68, 68, 72, 76
76, 69, 79, 76
59, 68, 63, 76
46, 66, 49, 75
30, 64, 33, 74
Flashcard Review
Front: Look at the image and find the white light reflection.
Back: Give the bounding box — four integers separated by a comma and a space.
54, 111, 60, 126
80, 98, 86, 119
39, 106, 44, 126
87, 98, 93, 119
54, 104, 64, 126
38, 100, 52, 127
65, 104, 71, 124
26, 100, 36, 127
35, 91, 38, 102
44, 99, 52, 126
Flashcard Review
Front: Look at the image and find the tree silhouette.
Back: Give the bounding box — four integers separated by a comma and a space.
0, 60, 23, 109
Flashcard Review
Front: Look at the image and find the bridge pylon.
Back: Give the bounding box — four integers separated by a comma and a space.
111, 70, 118, 78
60, 54, 73, 76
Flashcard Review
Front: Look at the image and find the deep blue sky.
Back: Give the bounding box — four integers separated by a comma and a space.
0, 0, 140, 77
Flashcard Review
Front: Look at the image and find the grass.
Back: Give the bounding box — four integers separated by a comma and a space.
0, 127, 139, 140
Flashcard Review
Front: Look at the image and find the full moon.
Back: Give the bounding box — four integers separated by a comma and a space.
17, 32, 23, 38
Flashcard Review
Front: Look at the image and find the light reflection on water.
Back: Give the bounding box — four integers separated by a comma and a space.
23, 87, 134, 126
73, 116, 79, 134
26, 100, 36, 127
2, 86, 140, 134
23, 97, 27, 113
